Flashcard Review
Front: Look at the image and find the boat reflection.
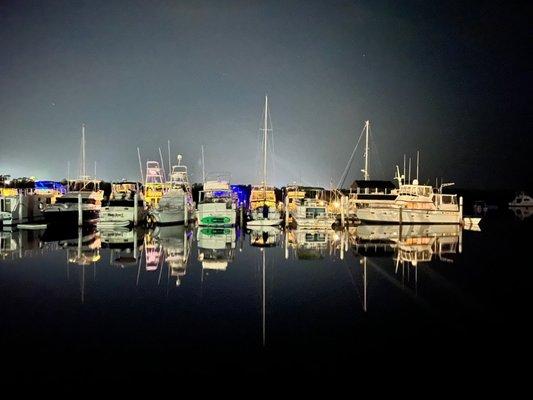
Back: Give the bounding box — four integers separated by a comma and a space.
285, 228, 336, 260
352, 224, 462, 266
1, 229, 51, 259
197, 227, 236, 271
153, 225, 192, 286
510, 206, 532, 220
100, 227, 144, 268
248, 226, 281, 247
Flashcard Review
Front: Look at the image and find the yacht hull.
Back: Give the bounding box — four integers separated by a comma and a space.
356, 207, 461, 224
197, 209, 236, 226
43, 208, 100, 225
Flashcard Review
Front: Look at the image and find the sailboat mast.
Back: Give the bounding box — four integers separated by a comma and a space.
364, 120, 369, 181
81, 123, 86, 178
263, 95, 268, 186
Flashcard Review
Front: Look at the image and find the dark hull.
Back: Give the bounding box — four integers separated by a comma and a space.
44, 210, 100, 225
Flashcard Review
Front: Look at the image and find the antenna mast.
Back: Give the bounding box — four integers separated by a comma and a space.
263, 95, 268, 186
80, 123, 86, 179
416, 150, 420, 182
167, 140, 172, 174
363, 120, 370, 181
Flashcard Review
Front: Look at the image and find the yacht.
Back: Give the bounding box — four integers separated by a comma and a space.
356, 178, 463, 224
197, 175, 237, 226
509, 192, 533, 207
291, 198, 336, 229
248, 96, 282, 226
43, 179, 104, 225
97, 181, 145, 228
149, 155, 194, 225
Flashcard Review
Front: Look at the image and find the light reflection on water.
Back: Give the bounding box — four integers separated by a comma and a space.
1, 214, 532, 380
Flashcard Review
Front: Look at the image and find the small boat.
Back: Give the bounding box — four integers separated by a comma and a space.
292, 198, 336, 229
98, 181, 145, 228
197, 175, 237, 226
149, 155, 194, 225
248, 96, 282, 226
509, 192, 533, 207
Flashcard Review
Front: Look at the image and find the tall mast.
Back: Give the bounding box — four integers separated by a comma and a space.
81, 123, 86, 178
363, 120, 370, 181
262, 95, 268, 186
167, 140, 172, 174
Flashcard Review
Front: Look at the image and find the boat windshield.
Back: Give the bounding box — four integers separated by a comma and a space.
69, 180, 101, 192
398, 185, 432, 197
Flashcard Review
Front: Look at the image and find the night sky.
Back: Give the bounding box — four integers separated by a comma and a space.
0, 0, 530, 189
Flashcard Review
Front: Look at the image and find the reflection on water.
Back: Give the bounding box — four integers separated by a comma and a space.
0, 223, 467, 297
2, 215, 531, 380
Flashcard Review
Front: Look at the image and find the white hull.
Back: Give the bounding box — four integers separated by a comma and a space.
98, 205, 145, 228
197, 207, 236, 226
357, 207, 461, 224
151, 208, 189, 225
292, 216, 336, 229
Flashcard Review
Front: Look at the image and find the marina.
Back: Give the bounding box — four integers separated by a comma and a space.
0, 0, 529, 388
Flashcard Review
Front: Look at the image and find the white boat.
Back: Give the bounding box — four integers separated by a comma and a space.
97, 181, 145, 228
292, 198, 336, 229
356, 180, 463, 224
509, 192, 533, 207
149, 156, 194, 225
197, 175, 237, 226
0, 179, 64, 226
248, 96, 282, 226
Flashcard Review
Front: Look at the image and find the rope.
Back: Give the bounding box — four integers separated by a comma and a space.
337, 124, 366, 189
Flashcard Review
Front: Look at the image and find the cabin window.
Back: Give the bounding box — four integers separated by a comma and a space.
0, 198, 4, 211
305, 207, 326, 218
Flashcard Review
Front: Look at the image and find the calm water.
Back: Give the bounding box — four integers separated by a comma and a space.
1, 210, 531, 384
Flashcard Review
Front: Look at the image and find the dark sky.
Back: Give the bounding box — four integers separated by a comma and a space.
0, 0, 531, 189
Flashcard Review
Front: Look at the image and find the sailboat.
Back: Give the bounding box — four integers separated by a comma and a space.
248, 96, 282, 226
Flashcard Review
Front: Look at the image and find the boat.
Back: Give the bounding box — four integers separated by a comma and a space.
149, 155, 194, 225
43, 178, 104, 225
197, 174, 237, 226
291, 198, 336, 229
43, 124, 105, 225
248, 96, 283, 226
356, 168, 463, 224
509, 192, 533, 207
0, 179, 64, 226
97, 181, 145, 228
